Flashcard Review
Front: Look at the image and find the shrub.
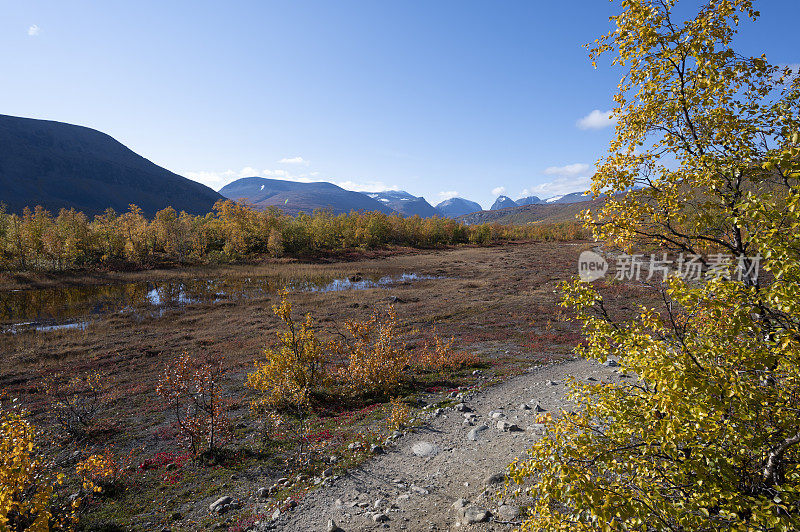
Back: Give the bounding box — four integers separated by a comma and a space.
42, 371, 114, 439
246, 290, 328, 461
156, 353, 230, 458
1, 403, 57, 532
334, 306, 411, 396
415, 329, 477, 371
385, 396, 411, 433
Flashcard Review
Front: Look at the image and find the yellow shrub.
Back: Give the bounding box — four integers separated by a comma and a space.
385, 396, 411, 432
335, 306, 411, 396
415, 329, 477, 371
246, 290, 327, 411
1, 406, 55, 532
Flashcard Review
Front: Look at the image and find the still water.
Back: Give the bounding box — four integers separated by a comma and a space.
0, 273, 438, 334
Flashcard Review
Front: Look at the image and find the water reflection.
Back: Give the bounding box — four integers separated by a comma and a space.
1, 273, 440, 333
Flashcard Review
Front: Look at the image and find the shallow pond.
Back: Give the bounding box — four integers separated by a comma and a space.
0, 272, 440, 333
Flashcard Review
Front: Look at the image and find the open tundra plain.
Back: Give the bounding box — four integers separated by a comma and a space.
1, 241, 650, 531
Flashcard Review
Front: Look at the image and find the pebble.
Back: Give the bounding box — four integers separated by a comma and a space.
485, 472, 506, 486
463, 506, 490, 524
467, 425, 489, 441
209, 496, 232, 513
603, 359, 620, 367
327, 519, 344, 532
497, 420, 520, 432
372, 512, 390, 522
411, 485, 430, 495
496, 504, 520, 521
411, 441, 439, 457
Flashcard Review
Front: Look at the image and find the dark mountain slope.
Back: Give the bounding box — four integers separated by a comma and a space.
219, 177, 394, 215
0, 114, 222, 216
458, 198, 604, 225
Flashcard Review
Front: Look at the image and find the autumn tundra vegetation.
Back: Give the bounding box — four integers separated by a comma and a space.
4, 0, 800, 531
0, 200, 586, 271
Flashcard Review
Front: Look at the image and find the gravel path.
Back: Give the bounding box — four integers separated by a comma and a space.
265, 357, 624, 531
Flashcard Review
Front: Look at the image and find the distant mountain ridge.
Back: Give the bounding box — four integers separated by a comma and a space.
219, 177, 394, 215
0, 114, 223, 216
490, 195, 518, 210
435, 197, 483, 218
364, 190, 439, 217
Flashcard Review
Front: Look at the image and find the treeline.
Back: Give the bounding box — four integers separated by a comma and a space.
0, 200, 588, 271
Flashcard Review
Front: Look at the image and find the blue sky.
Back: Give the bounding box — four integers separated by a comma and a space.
3, 1, 798, 208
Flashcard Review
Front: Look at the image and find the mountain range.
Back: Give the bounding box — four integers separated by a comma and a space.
0, 114, 591, 221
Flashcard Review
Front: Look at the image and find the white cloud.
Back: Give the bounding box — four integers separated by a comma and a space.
491, 186, 506, 196
183, 165, 400, 194
577, 109, 617, 130
27, 25, 40, 36
336, 181, 400, 193
278, 156, 309, 165
438, 191, 459, 200
543, 163, 590, 178
521, 176, 593, 199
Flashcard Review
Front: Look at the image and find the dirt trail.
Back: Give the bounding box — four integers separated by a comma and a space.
267, 357, 624, 531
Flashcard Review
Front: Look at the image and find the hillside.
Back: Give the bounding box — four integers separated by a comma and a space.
0, 114, 223, 216
458, 198, 603, 225
490, 195, 518, 210
219, 177, 394, 215
365, 190, 440, 217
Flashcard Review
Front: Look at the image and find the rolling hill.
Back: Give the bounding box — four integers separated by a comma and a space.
219, 177, 394, 215
0, 114, 223, 216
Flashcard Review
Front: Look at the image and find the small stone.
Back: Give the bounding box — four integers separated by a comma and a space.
390, 430, 403, 439
454, 403, 471, 412
411, 441, 439, 457
546, 380, 558, 386
533, 403, 546, 413
271, 508, 281, 520
327, 519, 345, 532
372, 512, 389, 522
374, 498, 387, 509
277, 477, 289, 485
370, 444, 384, 454
497, 420, 520, 432
463, 507, 490, 524
496, 504, 520, 521
397, 494, 411, 503
467, 425, 489, 441
411, 485, 429, 495
520, 403, 531, 410
587, 376, 598, 381
170, 511, 182, 521
603, 358, 620, 367
433, 408, 444, 416
489, 411, 505, 419
209, 496, 233, 513
348, 442, 363, 451
256, 487, 270, 499
485, 472, 506, 486
452, 498, 469, 509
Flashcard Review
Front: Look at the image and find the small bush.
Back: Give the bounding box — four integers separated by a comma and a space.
415, 330, 477, 371
335, 306, 411, 396
385, 396, 411, 433
42, 371, 115, 439
1, 403, 56, 532
156, 353, 230, 458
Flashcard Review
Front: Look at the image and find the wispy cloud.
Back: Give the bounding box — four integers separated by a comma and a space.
543, 163, 590, 178
27, 25, 40, 36
278, 156, 309, 165
577, 109, 617, 130
336, 181, 400, 193
520, 177, 592, 199
184, 166, 399, 194
438, 191, 459, 200
491, 186, 506, 197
